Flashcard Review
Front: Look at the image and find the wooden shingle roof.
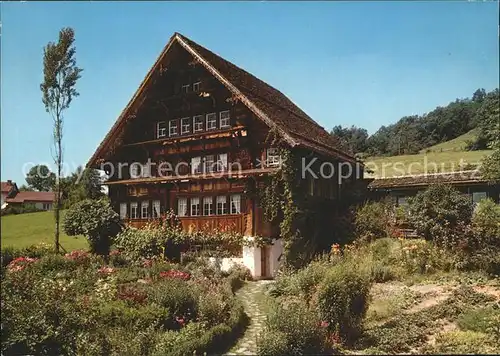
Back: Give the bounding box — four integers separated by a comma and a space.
87, 33, 356, 168
368, 170, 489, 190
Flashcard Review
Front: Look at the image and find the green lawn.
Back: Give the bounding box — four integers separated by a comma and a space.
419, 129, 478, 154
1, 210, 87, 251
365, 149, 492, 178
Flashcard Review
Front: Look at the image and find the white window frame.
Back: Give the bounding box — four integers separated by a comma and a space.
169, 120, 178, 136
141, 201, 149, 219
191, 197, 200, 217
152, 200, 161, 218
181, 84, 190, 93
220, 111, 230, 129
230, 194, 241, 214
130, 163, 142, 179
206, 113, 217, 130
193, 81, 201, 92
178, 197, 188, 217
130, 202, 138, 219
266, 148, 281, 167
216, 153, 228, 172
193, 115, 204, 132
203, 196, 213, 216
204, 155, 215, 173
157, 121, 167, 138
216, 196, 227, 215
181, 117, 190, 135
191, 157, 202, 175
120, 203, 127, 219
472, 192, 487, 205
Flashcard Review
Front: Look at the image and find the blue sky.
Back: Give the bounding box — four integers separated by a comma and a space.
1, 1, 498, 185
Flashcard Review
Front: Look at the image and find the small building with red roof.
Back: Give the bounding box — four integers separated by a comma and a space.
1, 180, 54, 211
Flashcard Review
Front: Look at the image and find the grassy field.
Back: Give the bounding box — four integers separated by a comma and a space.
365, 149, 492, 178
419, 130, 478, 153
1, 210, 86, 251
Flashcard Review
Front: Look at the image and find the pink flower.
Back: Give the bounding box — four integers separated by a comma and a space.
320, 321, 329, 328
7, 256, 38, 271
98, 266, 115, 275
110, 250, 121, 256
159, 270, 190, 280
143, 259, 154, 268
175, 316, 186, 327
64, 250, 89, 261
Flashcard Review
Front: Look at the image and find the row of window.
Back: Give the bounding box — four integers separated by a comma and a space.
181, 81, 201, 94
119, 195, 242, 219
127, 148, 281, 179
120, 200, 161, 219
157, 111, 230, 138
178, 195, 241, 217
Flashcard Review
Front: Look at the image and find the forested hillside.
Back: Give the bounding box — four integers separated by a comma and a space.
332, 88, 499, 156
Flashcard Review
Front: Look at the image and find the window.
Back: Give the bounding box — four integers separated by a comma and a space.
152, 200, 161, 218
130, 202, 138, 219
193, 115, 204, 132
204, 155, 215, 173
397, 196, 409, 207
220, 111, 230, 128
193, 81, 201, 92
42, 203, 51, 210
266, 148, 281, 167
178, 197, 188, 217
141, 201, 149, 219
157, 121, 167, 138
216, 153, 228, 172
206, 113, 217, 130
203, 197, 213, 216
180, 117, 190, 134
230, 195, 241, 214
181, 84, 190, 93
216, 196, 227, 215
169, 120, 178, 136
120, 203, 127, 219
472, 192, 487, 205
191, 197, 200, 216
130, 163, 142, 178
191, 156, 202, 175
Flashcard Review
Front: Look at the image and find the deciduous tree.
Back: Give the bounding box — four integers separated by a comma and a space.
40, 27, 83, 252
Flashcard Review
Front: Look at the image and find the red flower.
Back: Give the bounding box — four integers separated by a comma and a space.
64, 250, 89, 261
7, 256, 38, 271
98, 266, 115, 275
159, 270, 190, 280
175, 316, 186, 327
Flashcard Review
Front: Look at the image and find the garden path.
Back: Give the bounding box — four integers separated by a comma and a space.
227, 280, 273, 355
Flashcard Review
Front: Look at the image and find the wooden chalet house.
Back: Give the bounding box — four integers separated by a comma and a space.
87, 33, 360, 277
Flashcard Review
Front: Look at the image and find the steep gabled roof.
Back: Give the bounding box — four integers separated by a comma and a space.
87, 32, 356, 168
6, 191, 55, 203
1, 181, 15, 193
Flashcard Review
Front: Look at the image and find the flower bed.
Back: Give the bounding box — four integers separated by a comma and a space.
1, 250, 246, 355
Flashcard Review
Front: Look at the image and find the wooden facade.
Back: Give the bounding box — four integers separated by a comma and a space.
87, 33, 360, 239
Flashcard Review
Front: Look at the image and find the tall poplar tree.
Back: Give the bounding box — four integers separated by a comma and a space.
40, 27, 83, 252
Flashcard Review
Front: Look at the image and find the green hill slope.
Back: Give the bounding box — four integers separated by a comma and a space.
1, 210, 86, 250
419, 129, 478, 154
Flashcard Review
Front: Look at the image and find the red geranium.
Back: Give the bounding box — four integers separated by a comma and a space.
7, 256, 38, 271
64, 250, 89, 261
159, 270, 190, 281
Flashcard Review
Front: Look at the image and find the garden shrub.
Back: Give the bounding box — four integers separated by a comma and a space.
457, 306, 500, 334
257, 299, 329, 355
1, 251, 248, 355
355, 200, 395, 241
63, 198, 123, 255
422, 330, 497, 354
407, 184, 473, 244
115, 226, 168, 261
315, 261, 371, 342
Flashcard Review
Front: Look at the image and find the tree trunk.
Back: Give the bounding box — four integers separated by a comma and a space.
54, 123, 62, 253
